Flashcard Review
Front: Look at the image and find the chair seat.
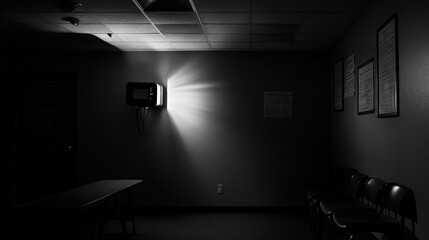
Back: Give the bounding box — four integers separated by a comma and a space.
333, 210, 400, 233
320, 199, 372, 215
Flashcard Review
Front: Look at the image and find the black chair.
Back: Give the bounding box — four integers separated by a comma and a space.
315, 172, 368, 239
332, 183, 417, 240
307, 168, 358, 240
319, 176, 386, 240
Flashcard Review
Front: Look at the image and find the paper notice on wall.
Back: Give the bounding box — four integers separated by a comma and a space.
264, 92, 292, 118
378, 17, 398, 116
358, 60, 374, 113
344, 54, 356, 98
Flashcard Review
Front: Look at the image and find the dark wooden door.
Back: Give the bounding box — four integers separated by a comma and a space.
16, 73, 77, 204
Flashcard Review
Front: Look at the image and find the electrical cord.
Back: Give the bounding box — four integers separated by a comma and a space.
135, 107, 149, 137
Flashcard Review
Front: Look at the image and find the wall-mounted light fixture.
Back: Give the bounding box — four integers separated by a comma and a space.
126, 82, 164, 137
61, 16, 80, 26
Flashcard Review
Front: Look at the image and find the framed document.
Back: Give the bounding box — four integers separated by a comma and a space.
344, 54, 356, 98
377, 13, 399, 117
333, 58, 344, 112
264, 91, 292, 118
357, 58, 374, 115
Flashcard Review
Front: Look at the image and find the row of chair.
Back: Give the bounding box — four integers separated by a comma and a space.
305, 167, 417, 240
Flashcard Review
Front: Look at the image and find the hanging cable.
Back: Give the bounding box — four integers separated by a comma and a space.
135, 107, 150, 137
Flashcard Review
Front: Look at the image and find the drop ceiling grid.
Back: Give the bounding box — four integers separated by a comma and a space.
0, 0, 374, 51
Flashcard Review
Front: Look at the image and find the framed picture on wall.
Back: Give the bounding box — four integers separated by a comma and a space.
377, 13, 399, 117
357, 58, 375, 115
333, 58, 344, 112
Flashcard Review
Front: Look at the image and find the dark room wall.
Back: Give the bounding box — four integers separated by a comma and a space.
8, 50, 330, 207
331, 0, 429, 239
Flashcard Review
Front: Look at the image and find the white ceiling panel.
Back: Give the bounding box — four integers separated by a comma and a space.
60, 23, 110, 34
111, 42, 172, 51
0, 0, 373, 51
105, 24, 158, 34
252, 24, 299, 34
303, 13, 359, 25
117, 33, 165, 42
298, 24, 348, 35
83, 0, 140, 12
207, 34, 250, 42
307, 0, 372, 12
294, 34, 338, 43
252, 13, 304, 24
156, 24, 203, 34
193, 0, 251, 12
164, 34, 206, 42
200, 13, 250, 24
145, 12, 198, 24
204, 24, 250, 34
252, 42, 292, 50
211, 42, 250, 49
252, 34, 294, 42
253, 0, 311, 12
93, 33, 123, 42
24, 23, 69, 33
92, 13, 149, 24
291, 42, 332, 51
171, 42, 210, 49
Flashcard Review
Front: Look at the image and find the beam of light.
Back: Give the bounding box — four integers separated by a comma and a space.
166, 59, 224, 164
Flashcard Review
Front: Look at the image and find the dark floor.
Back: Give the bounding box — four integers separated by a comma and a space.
100, 209, 309, 240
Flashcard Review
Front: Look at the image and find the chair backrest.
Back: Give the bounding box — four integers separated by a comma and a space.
345, 173, 367, 200
361, 177, 386, 209
381, 183, 417, 236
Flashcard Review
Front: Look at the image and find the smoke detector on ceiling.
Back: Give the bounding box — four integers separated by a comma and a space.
61, 16, 80, 26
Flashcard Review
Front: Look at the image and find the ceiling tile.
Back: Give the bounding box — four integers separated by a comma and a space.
291, 42, 331, 51
117, 33, 165, 42
111, 42, 172, 51
145, 12, 198, 24
93, 33, 123, 42
84, 0, 140, 12
294, 34, 338, 43
92, 13, 149, 23
170, 42, 210, 49
200, 13, 250, 24
164, 34, 206, 42
252, 24, 299, 34
252, 13, 304, 24
193, 0, 251, 12
207, 34, 250, 42
298, 24, 348, 35
252, 34, 294, 42
41, 12, 99, 24
252, 42, 292, 50
307, 0, 372, 12
156, 24, 203, 34
303, 13, 359, 25
26, 23, 69, 33
211, 42, 250, 49
204, 24, 250, 34
105, 24, 158, 33
253, 0, 311, 12
60, 23, 110, 34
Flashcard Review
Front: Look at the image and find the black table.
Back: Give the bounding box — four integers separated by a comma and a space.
14, 179, 142, 239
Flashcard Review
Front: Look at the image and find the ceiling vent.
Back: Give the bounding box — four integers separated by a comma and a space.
136, 0, 193, 12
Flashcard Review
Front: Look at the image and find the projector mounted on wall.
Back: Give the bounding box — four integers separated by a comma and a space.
126, 82, 164, 137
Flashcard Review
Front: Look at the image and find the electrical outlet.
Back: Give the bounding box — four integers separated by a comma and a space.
217, 184, 223, 194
